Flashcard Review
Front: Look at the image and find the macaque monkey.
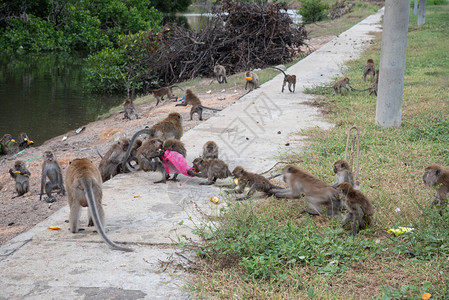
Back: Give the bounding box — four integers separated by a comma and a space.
202, 141, 219, 159
369, 70, 379, 96
128, 138, 168, 183
270, 165, 342, 218
152, 85, 184, 106
191, 157, 232, 185
337, 182, 374, 235
229, 166, 282, 200
176, 89, 222, 121
332, 159, 355, 189
9, 160, 31, 197
122, 112, 184, 171
245, 71, 259, 91
40, 151, 65, 202
273, 67, 296, 93
122, 139, 142, 171
214, 65, 228, 84
98, 137, 130, 182
66, 158, 133, 252
423, 164, 449, 214
362, 59, 376, 82
18, 132, 34, 150
122, 98, 139, 120
333, 77, 351, 94
0, 133, 19, 155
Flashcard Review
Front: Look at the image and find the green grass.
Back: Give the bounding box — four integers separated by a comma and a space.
190, 4, 449, 299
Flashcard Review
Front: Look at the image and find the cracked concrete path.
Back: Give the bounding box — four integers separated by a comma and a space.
0, 9, 383, 300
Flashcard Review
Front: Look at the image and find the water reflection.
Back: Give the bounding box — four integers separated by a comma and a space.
0, 53, 123, 146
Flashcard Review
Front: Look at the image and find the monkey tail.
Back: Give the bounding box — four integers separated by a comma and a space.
95, 147, 103, 159
199, 105, 222, 112
81, 178, 133, 252
272, 67, 287, 77
171, 85, 185, 91
122, 128, 153, 171
348, 85, 370, 92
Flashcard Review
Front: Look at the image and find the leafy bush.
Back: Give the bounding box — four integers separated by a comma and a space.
85, 48, 127, 93
299, 0, 329, 23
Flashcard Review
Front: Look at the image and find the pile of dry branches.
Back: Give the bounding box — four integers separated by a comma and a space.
142, 0, 308, 87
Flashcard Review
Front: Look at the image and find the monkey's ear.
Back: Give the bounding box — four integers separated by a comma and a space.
69, 161, 72, 165
436, 169, 441, 176
287, 166, 293, 173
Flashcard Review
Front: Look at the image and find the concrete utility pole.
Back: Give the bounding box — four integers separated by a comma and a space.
414, 0, 418, 14
418, 0, 426, 25
375, 0, 410, 128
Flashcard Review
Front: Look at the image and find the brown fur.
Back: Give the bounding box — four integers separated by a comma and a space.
9, 160, 31, 197
362, 59, 376, 82
230, 166, 281, 200
333, 77, 350, 94
423, 164, 449, 214
192, 157, 232, 185
273, 67, 296, 93
123, 98, 139, 120
272, 164, 341, 217
1, 133, 18, 155
176, 89, 221, 121
332, 159, 355, 188
369, 69, 379, 96
214, 65, 228, 84
66, 158, 132, 251
99, 137, 130, 182
202, 141, 219, 159
152, 85, 183, 106
40, 150, 65, 201
245, 71, 259, 91
337, 182, 374, 235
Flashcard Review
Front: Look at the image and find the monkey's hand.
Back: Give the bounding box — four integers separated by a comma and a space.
187, 169, 199, 177
157, 148, 165, 158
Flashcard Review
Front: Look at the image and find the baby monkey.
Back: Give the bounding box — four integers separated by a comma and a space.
229, 166, 282, 200
332, 159, 355, 189
362, 59, 376, 82
337, 182, 374, 235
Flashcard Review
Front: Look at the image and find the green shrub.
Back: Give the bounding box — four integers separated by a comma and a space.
299, 0, 329, 23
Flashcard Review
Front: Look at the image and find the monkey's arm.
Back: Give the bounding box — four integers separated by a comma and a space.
175, 101, 187, 107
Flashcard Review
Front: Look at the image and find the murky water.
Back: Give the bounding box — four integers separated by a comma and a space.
0, 53, 123, 146
0, 10, 301, 146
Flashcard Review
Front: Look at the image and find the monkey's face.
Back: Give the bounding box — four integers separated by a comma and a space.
192, 158, 204, 171
423, 166, 442, 187
282, 166, 295, 183
232, 167, 244, 178
45, 151, 54, 161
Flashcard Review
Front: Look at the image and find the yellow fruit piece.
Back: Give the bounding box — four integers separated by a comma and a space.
387, 226, 414, 235
422, 292, 432, 300
48, 226, 61, 230
210, 196, 220, 204
13, 171, 21, 173
133, 195, 141, 198
245, 77, 253, 81
234, 178, 239, 185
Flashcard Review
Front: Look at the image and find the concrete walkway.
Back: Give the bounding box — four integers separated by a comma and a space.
0, 9, 383, 299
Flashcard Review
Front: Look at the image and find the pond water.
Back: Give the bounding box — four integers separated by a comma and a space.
0, 53, 123, 146
0, 10, 301, 146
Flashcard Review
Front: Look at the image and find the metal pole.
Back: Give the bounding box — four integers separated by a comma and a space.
418, 0, 426, 25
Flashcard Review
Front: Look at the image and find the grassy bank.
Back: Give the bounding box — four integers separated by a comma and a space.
189, 4, 449, 299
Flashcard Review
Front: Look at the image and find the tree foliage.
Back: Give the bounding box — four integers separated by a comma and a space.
0, 0, 163, 54
299, 0, 329, 23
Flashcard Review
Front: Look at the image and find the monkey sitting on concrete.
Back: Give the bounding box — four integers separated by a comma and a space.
176, 89, 222, 121
40, 150, 65, 203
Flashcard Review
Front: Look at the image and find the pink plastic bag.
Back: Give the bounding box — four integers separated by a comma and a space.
161, 150, 194, 177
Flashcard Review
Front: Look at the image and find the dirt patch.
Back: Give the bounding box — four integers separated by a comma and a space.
0, 36, 328, 246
